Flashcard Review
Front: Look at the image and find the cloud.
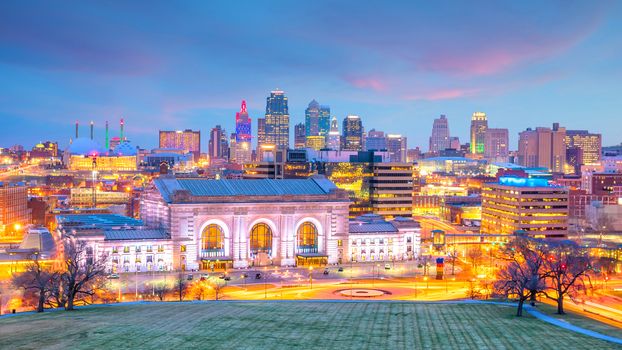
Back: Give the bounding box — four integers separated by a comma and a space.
343, 76, 388, 92
404, 88, 481, 101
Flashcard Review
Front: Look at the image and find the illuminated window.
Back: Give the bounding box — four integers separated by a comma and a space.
250, 223, 273, 255
202, 224, 225, 251
297, 222, 318, 254
180, 245, 186, 252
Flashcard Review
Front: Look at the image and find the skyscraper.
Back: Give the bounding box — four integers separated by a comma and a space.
470, 112, 488, 156
208, 125, 228, 160
305, 100, 320, 137
232, 100, 252, 165
326, 116, 340, 150
429, 115, 450, 153
386, 134, 407, 162
264, 90, 289, 149
518, 123, 566, 173
159, 129, 201, 161
341, 115, 363, 151
318, 105, 331, 137
484, 128, 509, 162
294, 123, 306, 149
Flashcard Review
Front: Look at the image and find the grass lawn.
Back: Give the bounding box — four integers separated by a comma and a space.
0, 302, 620, 350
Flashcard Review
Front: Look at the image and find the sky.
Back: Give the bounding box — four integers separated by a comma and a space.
1, 1, 622, 152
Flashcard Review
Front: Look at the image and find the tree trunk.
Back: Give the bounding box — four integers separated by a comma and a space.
516, 299, 524, 317
66, 295, 75, 311
557, 297, 564, 314
37, 292, 45, 313
529, 291, 537, 306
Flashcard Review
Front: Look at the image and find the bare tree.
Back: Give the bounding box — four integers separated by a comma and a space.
58, 237, 108, 310
175, 270, 187, 302
541, 240, 593, 314
153, 282, 170, 301
466, 246, 483, 271
12, 257, 57, 312
191, 280, 210, 300
210, 280, 225, 301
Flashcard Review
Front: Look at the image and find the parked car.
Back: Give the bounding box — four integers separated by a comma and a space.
337, 267, 344, 272
384, 264, 391, 270
224, 276, 231, 281
323, 269, 329, 275
200, 274, 209, 281
107, 273, 119, 279
255, 273, 262, 279
187, 274, 194, 281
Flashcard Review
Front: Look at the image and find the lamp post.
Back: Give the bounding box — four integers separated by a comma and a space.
309, 266, 313, 290
424, 276, 429, 293
264, 266, 268, 299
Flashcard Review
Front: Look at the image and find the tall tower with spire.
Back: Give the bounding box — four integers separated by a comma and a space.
232, 100, 252, 164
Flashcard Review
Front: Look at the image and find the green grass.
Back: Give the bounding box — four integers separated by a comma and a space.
535, 303, 622, 339
0, 302, 620, 350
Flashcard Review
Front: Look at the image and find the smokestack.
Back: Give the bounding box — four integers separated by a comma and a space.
105, 121, 109, 150
75, 120, 79, 139
90, 120, 94, 140
120, 118, 125, 141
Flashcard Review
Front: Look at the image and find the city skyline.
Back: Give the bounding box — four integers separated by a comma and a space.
1, 2, 622, 151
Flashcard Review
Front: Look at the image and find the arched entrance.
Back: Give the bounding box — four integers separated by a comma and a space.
295, 221, 327, 267
200, 223, 231, 270
250, 223, 273, 266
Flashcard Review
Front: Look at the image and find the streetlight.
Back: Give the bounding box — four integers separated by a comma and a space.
424, 276, 429, 292
264, 266, 268, 299
309, 266, 313, 290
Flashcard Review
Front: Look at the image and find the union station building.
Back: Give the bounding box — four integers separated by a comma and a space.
140, 176, 351, 270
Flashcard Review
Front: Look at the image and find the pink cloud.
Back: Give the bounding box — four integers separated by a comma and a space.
344, 76, 388, 92
404, 88, 480, 101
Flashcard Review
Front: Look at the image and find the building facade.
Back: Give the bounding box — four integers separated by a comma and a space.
140, 177, 351, 269
386, 134, 407, 162
481, 176, 569, 238
518, 123, 567, 173
294, 123, 306, 149
264, 90, 290, 149
0, 182, 32, 238
233, 100, 252, 165
348, 214, 421, 262
159, 130, 201, 162
326, 116, 340, 151
470, 112, 488, 156
341, 115, 363, 151
484, 128, 509, 163
429, 115, 451, 153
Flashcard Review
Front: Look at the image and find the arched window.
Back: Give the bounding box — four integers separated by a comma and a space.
201, 224, 225, 257
250, 223, 273, 255
297, 222, 318, 253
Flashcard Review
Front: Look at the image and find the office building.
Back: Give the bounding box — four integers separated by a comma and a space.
159, 129, 201, 162
429, 115, 451, 153
232, 100, 252, 165
0, 182, 32, 238
481, 176, 569, 238
326, 116, 340, 151
208, 125, 228, 161
484, 128, 509, 162
370, 163, 415, 218
365, 129, 386, 151
264, 90, 290, 149
518, 123, 567, 173
294, 123, 306, 149
348, 214, 421, 262
565, 130, 601, 172
386, 134, 407, 162
341, 115, 363, 151
470, 112, 488, 156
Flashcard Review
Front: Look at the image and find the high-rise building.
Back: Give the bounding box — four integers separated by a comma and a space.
326, 116, 340, 150
341, 115, 363, 151
449, 137, 461, 150
429, 115, 450, 153
370, 163, 415, 218
565, 130, 602, 170
470, 112, 488, 156
305, 100, 321, 137
232, 100, 252, 165
318, 105, 331, 138
484, 128, 509, 162
294, 123, 306, 149
0, 182, 32, 238
208, 125, 228, 160
518, 123, 566, 173
159, 129, 201, 161
386, 134, 407, 162
481, 176, 569, 238
365, 129, 386, 151
264, 90, 289, 149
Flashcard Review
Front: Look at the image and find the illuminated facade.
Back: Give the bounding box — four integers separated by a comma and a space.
68, 154, 138, 171
326, 116, 340, 150
69, 188, 130, 207
348, 214, 421, 262
484, 128, 509, 163
481, 176, 569, 238
565, 130, 601, 172
305, 135, 326, 150
0, 182, 32, 238
159, 129, 201, 162
370, 163, 415, 218
470, 112, 488, 155
233, 100, 252, 165
264, 90, 290, 149
140, 177, 350, 269
341, 115, 363, 151
294, 123, 306, 149
518, 123, 566, 173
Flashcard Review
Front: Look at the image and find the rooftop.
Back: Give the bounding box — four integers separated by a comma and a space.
154, 176, 341, 203
104, 229, 169, 241
57, 214, 144, 229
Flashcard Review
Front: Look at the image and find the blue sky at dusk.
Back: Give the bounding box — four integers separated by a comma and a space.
1, 1, 621, 152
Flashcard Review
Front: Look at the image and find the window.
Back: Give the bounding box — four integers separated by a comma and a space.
158, 245, 164, 252
407, 237, 412, 243
180, 245, 186, 252
250, 223, 273, 255
123, 246, 130, 253
147, 245, 152, 252
147, 255, 153, 263
337, 239, 343, 247
136, 246, 141, 253
112, 247, 118, 254
202, 224, 225, 250
297, 222, 318, 254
